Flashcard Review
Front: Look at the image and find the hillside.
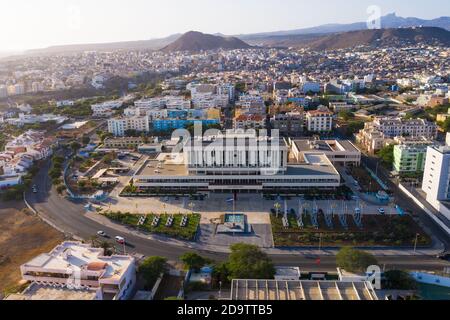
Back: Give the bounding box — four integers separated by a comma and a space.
306, 27, 450, 51
161, 31, 251, 52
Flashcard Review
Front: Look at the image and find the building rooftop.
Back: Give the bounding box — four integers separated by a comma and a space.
22, 241, 133, 281
230, 279, 378, 300
293, 139, 359, 154
6, 283, 98, 300
275, 266, 301, 278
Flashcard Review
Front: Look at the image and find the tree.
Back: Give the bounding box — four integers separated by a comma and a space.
139, 256, 168, 288
99, 241, 113, 256
70, 141, 81, 153
81, 135, 90, 145
377, 144, 395, 168
441, 117, 450, 132
226, 243, 275, 280
383, 270, 417, 290
180, 252, 211, 272
336, 247, 378, 273
339, 110, 354, 121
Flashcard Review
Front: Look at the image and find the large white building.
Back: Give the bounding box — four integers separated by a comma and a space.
132, 131, 341, 194
91, 100, 123, 117
422, 144, 450, 219
19, 241, 136, 300
108, 116, 150, 136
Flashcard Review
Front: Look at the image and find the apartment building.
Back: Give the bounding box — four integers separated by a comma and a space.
233, 114, 266, 130
422, 144, 450, 219
305, 106, 333, 132
356, 117, 438, 153
107, 116, 150, 136
20, 241, 136, 300
270, 112, 304, 135
91, 100, 123, 117
393, 138, 434, 173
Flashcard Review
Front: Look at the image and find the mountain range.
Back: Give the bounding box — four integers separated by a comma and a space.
16, 13, 450, 56
160, 31, 251, 52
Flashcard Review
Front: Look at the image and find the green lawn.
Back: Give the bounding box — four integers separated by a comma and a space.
102, 212, 200, 241
271, 213, 431, 248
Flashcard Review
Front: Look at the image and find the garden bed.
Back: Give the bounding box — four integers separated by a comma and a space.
102, 211, 201, 241
270, 213, 431, 247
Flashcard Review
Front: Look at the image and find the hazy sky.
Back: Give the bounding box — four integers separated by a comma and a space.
1, 0, 449, 51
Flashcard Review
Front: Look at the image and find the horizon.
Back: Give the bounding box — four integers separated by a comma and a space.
1, 0, 450, 52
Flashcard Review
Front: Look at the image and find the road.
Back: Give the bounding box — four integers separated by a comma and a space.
25, 158, 450, 272
362, 154, 450, 250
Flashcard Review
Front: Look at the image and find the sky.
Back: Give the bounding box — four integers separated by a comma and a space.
1, 0, 449, 51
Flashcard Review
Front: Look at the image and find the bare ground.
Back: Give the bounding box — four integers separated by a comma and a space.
0, 202, 64, 296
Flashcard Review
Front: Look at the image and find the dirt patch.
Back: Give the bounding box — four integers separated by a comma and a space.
0, 204, 64, 296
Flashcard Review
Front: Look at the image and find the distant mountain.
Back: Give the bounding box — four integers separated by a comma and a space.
23, 34, 181, 56
12, 13, 450, 57
305, 27, 450, 51
161, 31, 251, 52
239, 13, 450, 40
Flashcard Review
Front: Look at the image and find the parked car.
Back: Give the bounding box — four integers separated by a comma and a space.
378, 208, 385, 215
115, 236, 125, 244
437, 252, 450, 261
97, 231, 107, 237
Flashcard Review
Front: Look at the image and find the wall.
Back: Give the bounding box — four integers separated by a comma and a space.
411, 272, 450, 288
399, 184, 450, 235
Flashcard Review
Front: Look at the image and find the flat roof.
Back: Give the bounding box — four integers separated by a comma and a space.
6, 283, 97, 300
22, 241, 133, 281
286, 164, 337, 176
275, 267, 301, 277
293, 139, 360, 153
230, 280, 378, 300
138, 160, 188, 177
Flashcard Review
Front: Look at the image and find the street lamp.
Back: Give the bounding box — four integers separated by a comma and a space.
319, 233, 323, 252
188, 202, 195, 214
414, 233, 420, 253
274, 202, 281, 218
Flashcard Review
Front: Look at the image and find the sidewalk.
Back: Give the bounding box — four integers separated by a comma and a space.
85, 210, 444, 257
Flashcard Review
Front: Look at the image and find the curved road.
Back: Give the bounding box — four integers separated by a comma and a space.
26, 159, 450, 271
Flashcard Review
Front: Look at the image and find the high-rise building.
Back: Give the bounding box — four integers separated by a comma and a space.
422, 142, 450, 218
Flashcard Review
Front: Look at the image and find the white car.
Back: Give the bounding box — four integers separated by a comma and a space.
378, 208, 385, 215
97, 231, 107, 237
115, 236, 125, 244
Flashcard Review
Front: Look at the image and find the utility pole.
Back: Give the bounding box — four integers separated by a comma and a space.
414, 233, 419, 253
319, 233, 323, 251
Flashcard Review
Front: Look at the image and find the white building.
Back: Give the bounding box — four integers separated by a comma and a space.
108, 116, 150, 136
20, 241, 136, 300
422, 144, 450, 219
306, 107, 333, 132
290, 139, 361, 166
133, 131, 341, 194
91, 100, 123, 117
56, 100, 75, 108
0, 85, 8, 98
217, 83, 236, 102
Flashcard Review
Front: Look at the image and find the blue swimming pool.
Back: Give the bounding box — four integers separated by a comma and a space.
224, 214, 245, 224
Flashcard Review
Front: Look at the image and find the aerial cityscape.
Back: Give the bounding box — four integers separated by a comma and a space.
1, 0, 450, 309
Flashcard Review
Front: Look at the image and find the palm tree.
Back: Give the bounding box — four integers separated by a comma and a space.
89, 235, 98, 247
99, 241, 113, 256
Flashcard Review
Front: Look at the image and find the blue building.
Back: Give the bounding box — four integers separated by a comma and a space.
152, 119, 220, 132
